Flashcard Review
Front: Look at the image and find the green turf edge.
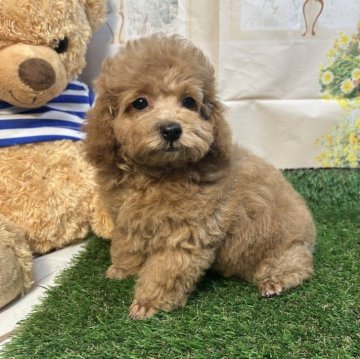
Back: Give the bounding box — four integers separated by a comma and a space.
1, 169, 359, 359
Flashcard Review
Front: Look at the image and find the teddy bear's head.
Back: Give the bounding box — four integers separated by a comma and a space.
0, 0, 105, 108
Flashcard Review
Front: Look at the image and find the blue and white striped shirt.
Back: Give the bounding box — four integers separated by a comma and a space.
0, 80, 93, 147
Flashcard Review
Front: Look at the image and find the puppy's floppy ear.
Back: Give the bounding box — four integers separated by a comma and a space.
203, 99, 232, 161
84, 76, 118, 169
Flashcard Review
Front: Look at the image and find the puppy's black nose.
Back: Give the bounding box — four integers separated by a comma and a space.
160, 122, 182, 143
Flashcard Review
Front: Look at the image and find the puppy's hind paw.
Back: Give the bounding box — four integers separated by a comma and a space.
129, 300, 158, 320
260, 280, 283, 298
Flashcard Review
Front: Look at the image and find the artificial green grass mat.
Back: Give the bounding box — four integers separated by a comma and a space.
1, 169, 359, 358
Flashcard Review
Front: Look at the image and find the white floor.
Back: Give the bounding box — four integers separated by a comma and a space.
0, 242, 85, 349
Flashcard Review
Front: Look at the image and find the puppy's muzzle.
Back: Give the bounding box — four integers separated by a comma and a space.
160, 122, 182, 143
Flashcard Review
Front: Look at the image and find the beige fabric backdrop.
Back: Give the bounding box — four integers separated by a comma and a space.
81, 0, 360, 169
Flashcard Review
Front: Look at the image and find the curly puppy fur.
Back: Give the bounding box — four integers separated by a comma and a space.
85, 34, 316, 319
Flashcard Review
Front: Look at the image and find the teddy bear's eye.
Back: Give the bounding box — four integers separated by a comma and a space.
54, 37, 69, 54
182, 97, 197, 110
132, 97, 148, 110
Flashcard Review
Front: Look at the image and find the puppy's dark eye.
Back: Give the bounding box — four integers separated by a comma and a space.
54, 37, 69, 54
132, 97, 148, 110
182, 97, 197, 110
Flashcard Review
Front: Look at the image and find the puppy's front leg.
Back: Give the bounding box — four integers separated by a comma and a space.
106, 229, 145, 280
106, 253, 144, 280
129, 247, 215, 319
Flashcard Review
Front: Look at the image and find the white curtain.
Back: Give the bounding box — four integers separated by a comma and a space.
81, 0, 360, 169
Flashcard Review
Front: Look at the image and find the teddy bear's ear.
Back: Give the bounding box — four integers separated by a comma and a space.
83, 0, 107, 32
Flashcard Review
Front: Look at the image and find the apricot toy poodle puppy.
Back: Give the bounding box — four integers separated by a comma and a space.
85, 34, 316, 320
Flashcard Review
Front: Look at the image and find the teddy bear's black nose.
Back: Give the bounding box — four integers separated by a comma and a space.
18, 58, 56, 91
160, 122, 182, 143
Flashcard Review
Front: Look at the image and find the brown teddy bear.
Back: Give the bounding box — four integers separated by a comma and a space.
0, 0, 113, 308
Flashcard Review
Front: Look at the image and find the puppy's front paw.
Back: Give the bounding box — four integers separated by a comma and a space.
260, 280, 283, 298
129, 300, 158, 320
106, 265, 128, 280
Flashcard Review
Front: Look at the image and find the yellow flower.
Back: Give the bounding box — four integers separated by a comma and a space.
326, 49, 336, 62
351, 98, 360, 109
338, 98, 350, 109
341, 79, 355, 94
355, 117, 360, 128
339, 34, 350, 46
321, 71, 334, 85
321, 93, 332, 100
326, 134, 333, 145
351, 68, 360, 81
349, 132, 358, 145
347, 152, 357, 164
